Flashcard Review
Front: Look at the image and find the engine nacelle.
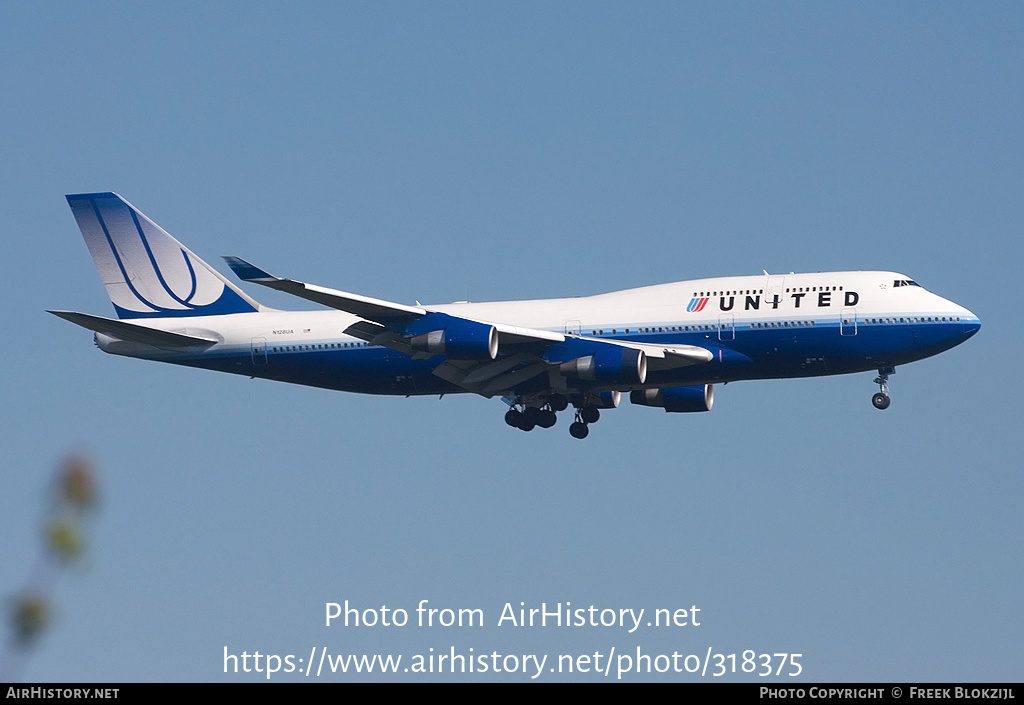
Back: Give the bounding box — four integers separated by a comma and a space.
560, 347, 647, 385
591, 390, 621, 409
409, 319, 498, 360
630, 384, 714, 413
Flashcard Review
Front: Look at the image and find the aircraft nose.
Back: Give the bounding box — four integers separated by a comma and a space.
954, 302, 981, 340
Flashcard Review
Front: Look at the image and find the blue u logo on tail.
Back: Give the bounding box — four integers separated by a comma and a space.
66, 193, 258, 319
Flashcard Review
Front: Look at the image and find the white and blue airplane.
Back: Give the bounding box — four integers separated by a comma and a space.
53, 192, 980, 439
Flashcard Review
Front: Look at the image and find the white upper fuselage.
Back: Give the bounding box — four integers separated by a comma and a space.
117, 270, 976, 353
433, 270, 974, 334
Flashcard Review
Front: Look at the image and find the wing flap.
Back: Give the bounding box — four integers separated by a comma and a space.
459, 354, 534, 386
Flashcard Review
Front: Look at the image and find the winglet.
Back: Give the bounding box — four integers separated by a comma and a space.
223, 256, 277, 282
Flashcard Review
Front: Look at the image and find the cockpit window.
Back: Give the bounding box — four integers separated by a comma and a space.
893, 279, 919, 287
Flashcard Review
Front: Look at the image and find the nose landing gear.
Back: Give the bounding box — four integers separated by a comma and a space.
871, 367, 894, 410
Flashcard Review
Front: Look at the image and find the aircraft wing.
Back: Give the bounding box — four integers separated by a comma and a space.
225, 257, 712, 396
223, 257, 426, 322
225, 257, 565, 346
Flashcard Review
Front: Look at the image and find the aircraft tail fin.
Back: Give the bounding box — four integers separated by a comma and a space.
65, 192, 260, 319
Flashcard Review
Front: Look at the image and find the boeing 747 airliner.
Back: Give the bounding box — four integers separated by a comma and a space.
52, 193, 980, 438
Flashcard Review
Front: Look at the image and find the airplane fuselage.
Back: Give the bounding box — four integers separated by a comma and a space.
56, 192, 980, 438
97, 270, 979, 397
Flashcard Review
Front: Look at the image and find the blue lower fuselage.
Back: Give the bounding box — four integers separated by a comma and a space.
174, 316, 980, 397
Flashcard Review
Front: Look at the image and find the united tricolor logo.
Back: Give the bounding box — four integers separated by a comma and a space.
687, 297, 709, 313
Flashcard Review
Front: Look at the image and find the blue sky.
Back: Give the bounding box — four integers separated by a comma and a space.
1, 2, 1020, 682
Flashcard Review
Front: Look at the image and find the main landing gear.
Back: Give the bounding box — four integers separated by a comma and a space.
871, 366, 895, 410
569, 405, 600, 439
504, 405, 556, 431
504, 394, 601, 439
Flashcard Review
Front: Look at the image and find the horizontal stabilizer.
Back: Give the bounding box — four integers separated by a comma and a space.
48, 310, 218, 350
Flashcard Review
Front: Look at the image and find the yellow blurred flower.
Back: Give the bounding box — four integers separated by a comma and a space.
45, 520, 83, 563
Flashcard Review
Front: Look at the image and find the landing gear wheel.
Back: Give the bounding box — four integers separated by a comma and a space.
504, 409, 522, 427
872, 367, 894, 410
505, 407, 536, 430
569, 421, 589, 439
580, 405, 600, 424
536, 409, 557, 428
518, 408, 538, 431
548, 394, 569, 412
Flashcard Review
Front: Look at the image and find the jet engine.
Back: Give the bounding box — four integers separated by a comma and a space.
630, 384, 714, 413
560, 347, 647, 385
408, 319, 498, 360
589, 390, 621, 409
